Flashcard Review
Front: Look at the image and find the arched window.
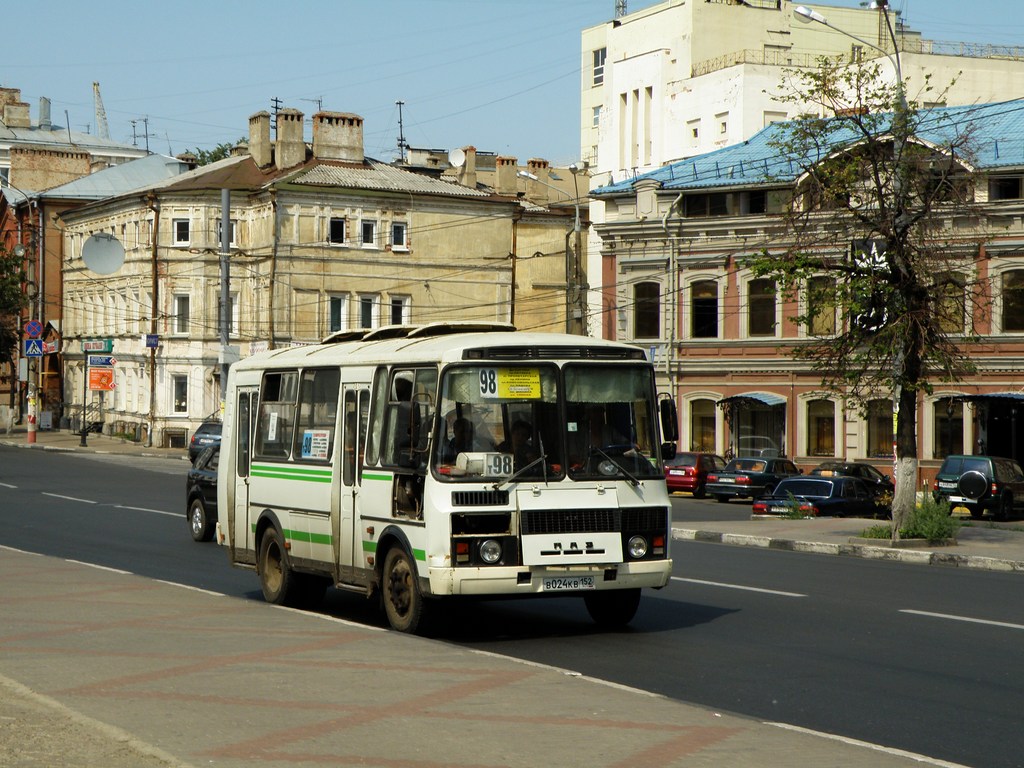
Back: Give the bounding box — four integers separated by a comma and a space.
633, 281, 661, 339
933, 398, 964, 459
689, 399, 716, 451
807, 276, 837, 336
1001, 270, 1024, 332
691, 280, 719, 338
866, 399, 893, 459
806, 399, 835, 456
748, 278, 776, 337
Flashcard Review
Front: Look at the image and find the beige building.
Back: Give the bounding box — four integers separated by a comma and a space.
59, 109, 580, 447
581, 0, 1024, 333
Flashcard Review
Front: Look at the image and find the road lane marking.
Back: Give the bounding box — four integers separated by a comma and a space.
42, 492, 96, 504
0, 482, 16, 489
115, 504, 178, 518
767, 722, 971, 767
900, 609, 1024, 632
65, 559, 131, 575
671, 576, 806, 597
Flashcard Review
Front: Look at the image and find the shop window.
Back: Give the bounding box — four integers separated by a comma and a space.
748, 279, 776, 337
866, 399, 893, 459
633, 281, 660, 339
933, 398, 964, 459
691, 280, 719, 338
806, 399, 835, 457
689, 399, 716, 452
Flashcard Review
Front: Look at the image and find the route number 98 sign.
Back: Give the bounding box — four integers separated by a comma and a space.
478, 368, 541, 400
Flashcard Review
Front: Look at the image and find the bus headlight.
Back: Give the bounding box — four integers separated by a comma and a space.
627, 535, 648, 559
479, 539, 503, 564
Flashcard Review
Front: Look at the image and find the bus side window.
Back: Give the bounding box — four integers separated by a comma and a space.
236, 391, 252, 477
256, 371, 298, 459
343, 391, 357, 486
293, 368, 340, 462
363, 369, 388, 466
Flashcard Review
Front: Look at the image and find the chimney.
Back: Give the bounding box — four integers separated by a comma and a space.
275, 108, 306, 170
312, 112, 364, 163
495, 156, 518, 196
38, 97, 52, 131
248, 111, 272, 167
456, 145, 477, 189
525, 158, 551, 204
2, 99, 31, 129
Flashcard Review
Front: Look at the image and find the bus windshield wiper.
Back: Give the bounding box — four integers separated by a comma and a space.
493, 454, 548, 491
593, 447, 640, 487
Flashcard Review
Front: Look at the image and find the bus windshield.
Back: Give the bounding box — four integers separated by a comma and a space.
432, 363, 661, 482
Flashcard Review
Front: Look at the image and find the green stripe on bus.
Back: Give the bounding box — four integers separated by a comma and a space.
362, 540, 425, 561
361, 471, 392, 483
251, 465, 332, 483
251, 464, 332, 477
249, 524, 331, 546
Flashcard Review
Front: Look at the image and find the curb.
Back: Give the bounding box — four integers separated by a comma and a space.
672, 527, 1024, 573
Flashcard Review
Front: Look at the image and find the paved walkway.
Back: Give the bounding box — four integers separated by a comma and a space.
3, 428, 1011, 766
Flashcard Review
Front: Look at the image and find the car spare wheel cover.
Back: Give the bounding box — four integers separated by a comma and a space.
957, 470, 988, 499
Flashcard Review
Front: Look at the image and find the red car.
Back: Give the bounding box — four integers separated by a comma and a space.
663, 451, 727, 497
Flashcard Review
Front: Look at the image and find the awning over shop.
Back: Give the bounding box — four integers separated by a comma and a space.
953, 393, 1024, 403
716, 392, 787, 407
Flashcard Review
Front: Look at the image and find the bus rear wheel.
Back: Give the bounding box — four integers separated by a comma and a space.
258, 527, 297, 606
382, 547, 424, 633
584, 588, 641, 628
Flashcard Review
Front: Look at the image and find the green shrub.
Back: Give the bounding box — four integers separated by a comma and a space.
859, 524, 892, 539
901, 495, 959, 541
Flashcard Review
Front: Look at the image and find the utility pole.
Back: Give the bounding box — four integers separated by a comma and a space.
396, 100, 409, 164
219, 190, 231, 410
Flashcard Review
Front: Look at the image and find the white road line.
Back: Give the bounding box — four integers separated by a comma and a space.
64, 559, 132, 575
115, 505, 178, 518
671, 576, 806, 597
42, 492, 96, 504
766, 721, 972, 767
900, 609, 1024, 632
0, 482, 16, 489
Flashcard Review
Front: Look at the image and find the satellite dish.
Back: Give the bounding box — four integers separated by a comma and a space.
81, 233, 125, 275
449, 147, 466, 169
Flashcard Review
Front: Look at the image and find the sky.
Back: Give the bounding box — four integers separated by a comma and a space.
4, 0, 1022, 167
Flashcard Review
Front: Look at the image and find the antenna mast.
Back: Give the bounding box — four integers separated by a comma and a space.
615, 0, 627, 18
395, 100, 409, 164
93, 81, 110, 139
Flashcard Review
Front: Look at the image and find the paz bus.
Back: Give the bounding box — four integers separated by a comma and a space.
217, 323, 678, 633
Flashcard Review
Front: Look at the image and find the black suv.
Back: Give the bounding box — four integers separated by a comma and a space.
186, 445, 219, 541
188, 420, 222, 461
932, 454, 1024, 520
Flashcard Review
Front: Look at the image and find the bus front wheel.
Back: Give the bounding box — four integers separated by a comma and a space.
382, 547, 424, 633
584, 588, 641, 628
258, 527, 297, 606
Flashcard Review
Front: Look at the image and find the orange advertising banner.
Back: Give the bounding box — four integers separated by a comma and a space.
88, 368, 116, 391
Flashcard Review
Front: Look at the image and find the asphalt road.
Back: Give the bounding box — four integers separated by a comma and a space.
3, 445, 1023, 767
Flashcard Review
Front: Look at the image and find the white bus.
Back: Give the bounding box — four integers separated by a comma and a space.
217, 323, 678, 633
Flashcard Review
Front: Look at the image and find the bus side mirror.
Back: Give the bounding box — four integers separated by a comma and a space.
658, 396, 678, 444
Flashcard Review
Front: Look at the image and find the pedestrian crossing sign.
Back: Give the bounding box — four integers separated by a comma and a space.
23, 339, 44, 357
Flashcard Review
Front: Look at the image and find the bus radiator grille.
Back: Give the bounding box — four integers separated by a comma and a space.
520, 507, 668, 535
452, 490, 510, 507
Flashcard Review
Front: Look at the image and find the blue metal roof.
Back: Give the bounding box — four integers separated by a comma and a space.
593, 101, 1024, 197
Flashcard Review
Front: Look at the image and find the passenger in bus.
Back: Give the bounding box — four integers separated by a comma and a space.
442, 417, 474, 463
497, 420, 538, 468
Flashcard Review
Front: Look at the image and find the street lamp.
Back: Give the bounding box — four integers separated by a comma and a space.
517, 170, 585, 334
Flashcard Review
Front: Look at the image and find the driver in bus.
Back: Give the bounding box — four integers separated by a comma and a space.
497, 419, 538, 469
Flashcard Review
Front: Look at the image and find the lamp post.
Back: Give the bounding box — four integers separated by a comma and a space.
517, 169, 584, 334
796, 1, 914, 525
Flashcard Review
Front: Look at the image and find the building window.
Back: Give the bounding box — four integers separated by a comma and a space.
215, 219, 237, 247
358, 295, 377, 329
216, 292, 239, 336
691, 280, 719, 338
990, 177, 1023, 201
935, 272, 966, 334
173, 294, 190, 335
592, 105, 602, 128
328, 217, 346, 245
748, 279, 776, 337
866, 399, 893, 459
1001, 270, 1024, 332
361, 219, 378, 248
389, 295, 410, 326
329, 295, 348, 333
172, 374, 188, 414
807, 399, 835, 457
933, 398, 964, 459
807, 276, 837, 336
391, 222, 408, 251
593, 48, 606, 86
683, 192, 728, 217
633, 281, 660, 339
690, 399, 716, 452
172, 219, 190, 245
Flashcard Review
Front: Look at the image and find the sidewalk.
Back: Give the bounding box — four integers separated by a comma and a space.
0, 425, 189, 460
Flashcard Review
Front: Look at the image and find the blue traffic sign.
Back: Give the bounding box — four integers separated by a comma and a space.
23, 339, 44, 357
25, 320, 43, 339
87, 355, 117, 367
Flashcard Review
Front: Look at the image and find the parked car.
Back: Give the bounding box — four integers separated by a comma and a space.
186, 444, 219, 542
705, 456, 801, 502
188, 420, 222, 461
736, 436, 781, 457
752, 476, 878, 518
663, 451, 727, 497
810, 461, 894, 509
932, 454, 1024, 520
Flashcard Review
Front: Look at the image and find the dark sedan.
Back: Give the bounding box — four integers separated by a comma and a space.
186, 444, 219, 542
810, 461, 894, 505
705, 456, 801, 502
752, 476, 877, 518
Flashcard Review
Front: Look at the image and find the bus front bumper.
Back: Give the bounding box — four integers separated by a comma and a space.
427, 559, 672, 597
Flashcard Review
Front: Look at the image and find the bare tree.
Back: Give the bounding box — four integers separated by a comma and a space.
0, 245, 28, 410
751, 58, 985, 536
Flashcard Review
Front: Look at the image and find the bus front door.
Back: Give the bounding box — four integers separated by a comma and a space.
232, 386, 259, 556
